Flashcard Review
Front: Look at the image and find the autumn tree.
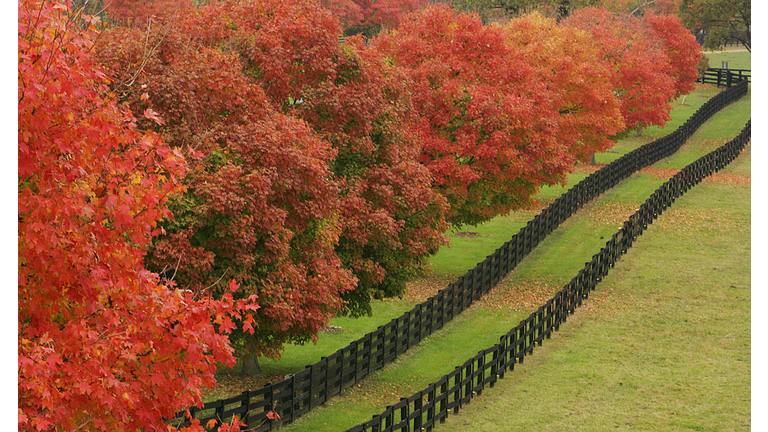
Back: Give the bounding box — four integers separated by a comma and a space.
680, 0, 750, 51
18, 1, 257, 430
505, 12, 625, 162
373, 5, 579, 227
96, 16, 356, 375
644, 12, 702, 98
288, 36, 449, 315
172, 0, 448, 317
563, 7, 678, 130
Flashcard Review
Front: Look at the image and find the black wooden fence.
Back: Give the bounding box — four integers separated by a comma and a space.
697, 68, 751, 87
347, 119, 752, 432
169, 79, 748, 431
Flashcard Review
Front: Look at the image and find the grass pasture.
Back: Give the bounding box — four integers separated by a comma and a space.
439, 148, 751, 432
704, 49, 751, 70
270, 89, 750, 430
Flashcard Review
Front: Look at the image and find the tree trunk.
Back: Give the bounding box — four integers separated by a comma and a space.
590, 153, 596, 165
636, 127, 643, 137
240, 352, 262, 377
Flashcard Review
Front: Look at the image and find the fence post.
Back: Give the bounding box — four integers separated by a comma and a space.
400, 397, 410, 432
413, 392, 423, 431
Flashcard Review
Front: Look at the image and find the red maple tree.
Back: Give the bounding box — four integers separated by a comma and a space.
505, 12, 626, 162
18, 1, 257, 430
373, 5, 576, 226
564, 7, 678, 130
152, 0, 448, 317
95, 13, 356, 367
290, 36, 449, 315
644, 12, 703, 98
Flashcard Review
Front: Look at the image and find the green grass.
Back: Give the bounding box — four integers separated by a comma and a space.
276, 89, 750, 431
280, 306, 533, 430
438, 160, 750, 432
704, 49, 751, 70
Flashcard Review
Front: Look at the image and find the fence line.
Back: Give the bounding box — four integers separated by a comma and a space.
347, 119, 751, 432
169, 80, 748, 431
697, 68, 751, 87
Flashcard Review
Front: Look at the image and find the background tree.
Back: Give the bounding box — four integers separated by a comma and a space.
288, 37, 449, 316
178, 0, 449, 318
680, 0, 750, 51
324, 0, 424, 37
695, 54, 710, 96
70, 0, 194, 26
19, 1, 257, 429
454, 0, 682, 20
96, 7, 356, 375
505, 12, 625, 162
579, 0, 681, 15
563, 7, 678, 131
373, 5, 576, 227
644, 12, 702, 98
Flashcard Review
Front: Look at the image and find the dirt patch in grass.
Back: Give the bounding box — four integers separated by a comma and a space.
581, 284, 636, 318
654, 207, 748, 234
573, 164, 604, 174
639, 165, 750, 187
475, 277, 558, 311
403, 275, 456, 303
591, 202, 643, 228
454, 231, 479, 238
703, 172, 751, 187
639, 166, 680, 179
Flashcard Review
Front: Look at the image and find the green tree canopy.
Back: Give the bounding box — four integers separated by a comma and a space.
681, 0, 750, 51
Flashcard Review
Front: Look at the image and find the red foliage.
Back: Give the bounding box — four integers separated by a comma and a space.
324, 0, 423, 35
96, 10, 356, 357
373, 6, 573, 226
505, 13, 625, 161
105, 0, 193, 27
18, 1, 257, 430
186, 0, 341, 104
156, 0, 448, 315
322, 0, 364, 29
644, 13, 702, 98
293, 36, 449, 313
564, 7, 677, 129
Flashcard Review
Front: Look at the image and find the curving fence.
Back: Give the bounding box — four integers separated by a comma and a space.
346, 119, 751, 432
170, 80, 748, 431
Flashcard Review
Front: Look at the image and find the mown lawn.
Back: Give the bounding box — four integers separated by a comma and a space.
439, 140, 750, 432
274, 90, 750, 430
704, 49, 751, 70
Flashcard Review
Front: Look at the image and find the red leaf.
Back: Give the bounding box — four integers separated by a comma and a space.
144, 108, 165, 125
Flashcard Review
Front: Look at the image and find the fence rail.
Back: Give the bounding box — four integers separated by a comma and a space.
169, 80, 748, 431
347, 118, 752, 432
697, 68, 751, 87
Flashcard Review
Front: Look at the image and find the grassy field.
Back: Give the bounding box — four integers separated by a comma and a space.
705, 49, 751, 70
439, 136, 751, 432
270, 88, 750, 430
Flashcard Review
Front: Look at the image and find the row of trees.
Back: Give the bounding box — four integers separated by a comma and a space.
19, 0, 702, 430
